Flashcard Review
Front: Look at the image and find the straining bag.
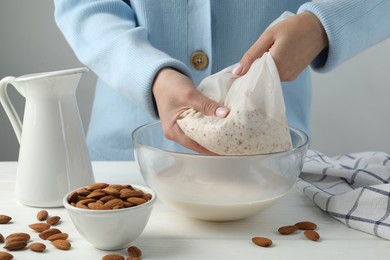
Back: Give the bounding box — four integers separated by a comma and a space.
177, 52, 292, 155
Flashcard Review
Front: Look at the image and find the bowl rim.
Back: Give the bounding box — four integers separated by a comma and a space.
63, 184, 157, 213
132, 121, 309, 158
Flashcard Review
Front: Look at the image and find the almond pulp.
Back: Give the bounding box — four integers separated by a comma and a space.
36, 210, 48, 221
46, 216, 61, 225
39, 228, 61, 240
0, 215, 12, 224
0, 251, 13, 260
47, 233, 69, 242
29, 223, 51, 232
3, 241, 27, 251
304, 230, 320, 241
0, 233, 4, 243
29, 242, 46, 252
52, 239, 71, 250
127, 246, 142, 257
102, 254, 125, 260
294, 221, 317, 230
278, 225, 298, 235
251, 237, 273, 247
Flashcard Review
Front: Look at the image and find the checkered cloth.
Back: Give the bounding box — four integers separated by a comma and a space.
296, 150, 390, 239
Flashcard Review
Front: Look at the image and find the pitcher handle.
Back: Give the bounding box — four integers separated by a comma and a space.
0, 76, 22, 143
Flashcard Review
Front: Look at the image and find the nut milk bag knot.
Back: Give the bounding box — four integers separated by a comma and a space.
177, 52, 292, 155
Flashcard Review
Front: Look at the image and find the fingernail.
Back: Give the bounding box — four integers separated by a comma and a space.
232, 63, 243, 75
216, 106, 229, 118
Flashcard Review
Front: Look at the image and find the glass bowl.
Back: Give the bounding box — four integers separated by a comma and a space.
132, 121, 308, 221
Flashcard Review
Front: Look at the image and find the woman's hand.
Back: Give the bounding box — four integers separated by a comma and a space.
233, 12, 328, 81
152, 68, 229, 154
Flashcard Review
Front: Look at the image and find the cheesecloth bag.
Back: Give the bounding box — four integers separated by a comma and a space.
177, 52, 292, 155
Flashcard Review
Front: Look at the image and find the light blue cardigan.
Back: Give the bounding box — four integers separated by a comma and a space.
54, 0, 390, 160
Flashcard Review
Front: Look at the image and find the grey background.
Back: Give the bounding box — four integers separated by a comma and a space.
1, 0, 389, 161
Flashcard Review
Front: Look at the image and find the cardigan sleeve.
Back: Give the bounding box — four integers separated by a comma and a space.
54, 0, 192, 118
298, 0, 390, 73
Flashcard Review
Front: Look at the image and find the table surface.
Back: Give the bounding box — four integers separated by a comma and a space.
0, 161, 388, 260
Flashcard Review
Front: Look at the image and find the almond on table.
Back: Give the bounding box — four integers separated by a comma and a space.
0, 215, 12, 224
251, 237, 273, 247
36, 210, 48, 221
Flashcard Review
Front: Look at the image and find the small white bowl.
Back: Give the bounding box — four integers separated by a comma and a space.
63, 184, 156, 250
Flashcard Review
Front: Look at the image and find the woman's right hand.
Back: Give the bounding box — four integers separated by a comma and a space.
152, 68, 229, 154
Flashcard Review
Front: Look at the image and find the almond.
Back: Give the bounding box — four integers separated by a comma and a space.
295, 221, 317, 230
76, 199, 96, 209
102, 254, 124, 260
127, 246, 142, 257
46, 216, 61, 225
0, 233, 4, 243
75, 188, 91, 196
120, 189, 144, 199
87, 182, 109, 191
47, 233, 69, 242
6, 233, 30, 242
36, 210, 48, 221
142, 193, 152, 201
104, 199, 124, 209
126, 257, 141, 260
102, 187, 120, 196
0, 215, 12, 224
52, 239, 71, 250
126, 197, 147, 206
87, 203, 111, 210
29, 223, 51, 232
87, 190, 106, 199
109, 184, 129, 191
278, 225, 298, 235
29, 242, 46, 252
251, 237, 273, 247
3, 241, 27, 251
123, 202, 134, 208
4, 237, 27, 244
67, 191, 79, 203
304, 230, 320, 241
39, 228, 61, 240
0, 251, 13, 260
99, 195, 117, 203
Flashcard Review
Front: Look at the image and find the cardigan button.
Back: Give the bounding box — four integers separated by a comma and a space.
190, 51, 209, 70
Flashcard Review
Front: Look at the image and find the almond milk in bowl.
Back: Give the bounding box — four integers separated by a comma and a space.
132, 121, 308, 221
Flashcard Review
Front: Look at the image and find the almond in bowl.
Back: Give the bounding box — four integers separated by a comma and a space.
63, 183, 156, 250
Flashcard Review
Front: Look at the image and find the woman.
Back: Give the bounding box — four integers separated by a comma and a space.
54, 0, 390, 160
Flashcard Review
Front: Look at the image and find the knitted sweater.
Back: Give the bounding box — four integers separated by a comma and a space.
54, 0, 390, 160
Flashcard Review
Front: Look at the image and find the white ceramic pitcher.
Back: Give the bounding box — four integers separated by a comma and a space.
0, 68, 95, 207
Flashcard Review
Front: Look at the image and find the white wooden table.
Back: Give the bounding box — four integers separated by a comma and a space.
0, 161, 387, 259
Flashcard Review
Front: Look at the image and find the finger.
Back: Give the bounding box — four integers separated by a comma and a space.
234, 33, 274, 76
190, 91, 229, 118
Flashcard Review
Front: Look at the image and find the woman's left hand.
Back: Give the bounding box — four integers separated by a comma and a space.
233, 12, 328, 81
